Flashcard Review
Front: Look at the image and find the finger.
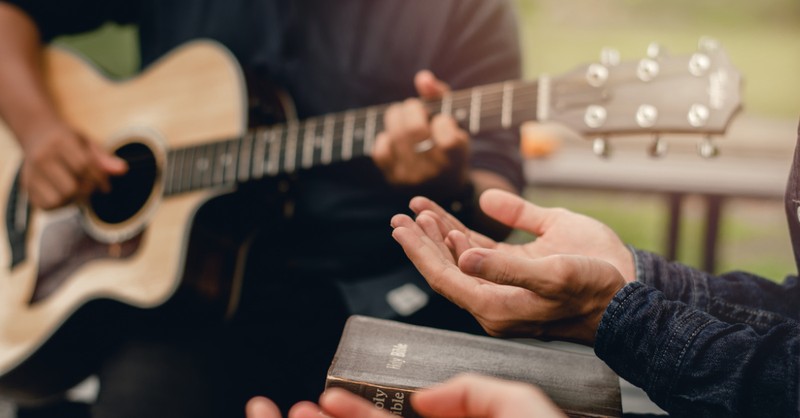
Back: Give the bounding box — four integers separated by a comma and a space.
430, 114, 468, 152
39, 162, 79, 204
393, 215, 455, 267
246, 396, 282, 418
288, 401, 327, 418
319, 388, 395, 418
372, 131, 394, 174
414, 70, 450, 100
391, 225, 484, 310
25, 175, 65, 210
88, 143, 128, 193
410, 196, 496, 249
411, 374, 564, 418
399, 98, 431, 147
446, 230, 473, 259
458, 249, 567, 298
58, 136, 92, 178
414, 209, 452, 238
478, 189, 560, 236
60, 136, 113, 194
415, 212, 455, 263
91, 143, 128, 175
410, 196, 467, 234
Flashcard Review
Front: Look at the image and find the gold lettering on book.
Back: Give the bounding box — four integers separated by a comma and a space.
386, 343, 408, 370
372, 388, 406, 416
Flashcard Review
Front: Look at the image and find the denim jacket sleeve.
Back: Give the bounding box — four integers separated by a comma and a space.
632, 247, 800, 325
594, 249, 800, 417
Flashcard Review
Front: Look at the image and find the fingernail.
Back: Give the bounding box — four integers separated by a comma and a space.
459, 249, 487, 274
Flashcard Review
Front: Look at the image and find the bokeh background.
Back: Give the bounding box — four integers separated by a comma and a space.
54, 0, 800, 280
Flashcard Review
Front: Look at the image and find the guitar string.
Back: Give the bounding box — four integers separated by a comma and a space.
160, 83, 540, 193
163, 102, 542, 193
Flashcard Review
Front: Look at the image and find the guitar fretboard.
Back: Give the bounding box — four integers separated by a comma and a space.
163, 79, 540, 196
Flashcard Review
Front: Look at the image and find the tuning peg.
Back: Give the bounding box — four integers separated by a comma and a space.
698, 37, 721, 53
646, 42, 668, 59
648, 135, 668, 158
698, 136, 719, 158
637, 58, 660, 82
600, 48, 620, 66
592, 137, 612, 158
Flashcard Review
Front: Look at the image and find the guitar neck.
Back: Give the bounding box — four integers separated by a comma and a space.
162, 79, 540, 196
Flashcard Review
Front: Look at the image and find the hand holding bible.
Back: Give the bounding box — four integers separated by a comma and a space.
246, 374, 565, 418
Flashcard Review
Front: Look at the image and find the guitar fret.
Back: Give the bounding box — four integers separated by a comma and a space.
182, 147, 195, 192
322, 114, 334, 165
285, 123, 298, 173
252, 128, 267, 179
537, 75, 550, 121
452, 93, 469, 127
342, 111, 355, 161
364, 107, 377, 154
217, 141, 233, 186
201, 144, 214, 187
469, 88, 482, 134
192, 146, 207, 189
225, 140, 239, 184
267, 125, 282, 176
211, 142, 225, 186
302, 119, 316, 169
502, 82, 513, 129
165, 152, 177, 195
441, 93, 453, 117
238, 131, 254, 183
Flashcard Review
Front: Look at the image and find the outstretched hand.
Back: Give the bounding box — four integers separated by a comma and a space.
391, 189, 631, 344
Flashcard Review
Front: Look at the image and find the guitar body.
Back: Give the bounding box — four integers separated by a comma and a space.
0, 41, 251, 403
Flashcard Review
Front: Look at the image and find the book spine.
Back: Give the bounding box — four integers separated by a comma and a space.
325, 378, 420, 418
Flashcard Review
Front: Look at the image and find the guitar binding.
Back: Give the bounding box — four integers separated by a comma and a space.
5, 168, 29, 269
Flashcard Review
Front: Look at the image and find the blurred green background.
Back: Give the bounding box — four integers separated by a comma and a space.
508, 0, 799, 281
57, 0, 800, 280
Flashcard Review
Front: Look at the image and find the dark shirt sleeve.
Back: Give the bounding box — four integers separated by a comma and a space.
595, 282, 800, 417
633, 248, 800, 325
1, 0, 139, 41
435, 0, 525, 192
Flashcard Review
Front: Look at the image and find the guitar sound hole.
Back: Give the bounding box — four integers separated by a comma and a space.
89, 142, 158, 225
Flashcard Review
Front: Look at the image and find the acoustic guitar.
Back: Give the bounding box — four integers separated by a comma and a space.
0, 39, 741, 402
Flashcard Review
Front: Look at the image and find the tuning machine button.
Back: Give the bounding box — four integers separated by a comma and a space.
698, 136, 719, 158
637, 58, 660, 82
688, 53, 712, 77
592, 137, 611, 158
688, 104, 710, 127
584, 105, 607, 128
586, 64, 609, 87
600, 48, 620, 66
698, 37, 721, 53
646, 42, 668, 59
636, 105, 658, 128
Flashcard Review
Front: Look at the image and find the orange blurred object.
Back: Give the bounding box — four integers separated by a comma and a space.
520, 121, 562, 159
